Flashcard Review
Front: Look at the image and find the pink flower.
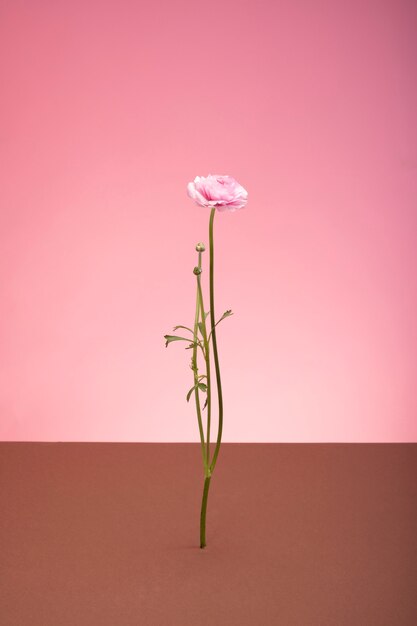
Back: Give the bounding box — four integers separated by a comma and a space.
187, 175, 248, 212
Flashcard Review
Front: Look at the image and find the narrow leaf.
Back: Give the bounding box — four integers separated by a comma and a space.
217, 309, 233, 324
202, 397, 208, 410
186, 385, 197, 402
173, 325, 194, 334
208, 310, 234, 340
198, 382, 207, 393
164, 335, 191, 347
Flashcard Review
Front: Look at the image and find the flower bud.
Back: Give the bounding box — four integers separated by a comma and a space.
195, 242, 206, 252
193, 266, 202, 275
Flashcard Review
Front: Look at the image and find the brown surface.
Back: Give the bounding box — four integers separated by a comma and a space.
1, 443, 416, 625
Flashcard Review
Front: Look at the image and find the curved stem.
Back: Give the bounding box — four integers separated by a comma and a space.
193, 252, 207, 473
200, 475, 211, 548
208, 208, 223, 475
196, 274, 211, 472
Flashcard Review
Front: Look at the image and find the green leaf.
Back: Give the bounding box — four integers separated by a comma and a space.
173, 325, 194, 334
164, 335, 191, 347
202, 397, 208, 410
208, 310, 233, 340
217, 309, 233, 324
185, 341, 199, 350
186, 380, 207, 402
186, 385, 197, 402
204, 311, 210, 320
198, 322, 205, 337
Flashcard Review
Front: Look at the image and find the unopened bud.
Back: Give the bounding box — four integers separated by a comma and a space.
193, 266, 202, 275
196, 242, 206, 252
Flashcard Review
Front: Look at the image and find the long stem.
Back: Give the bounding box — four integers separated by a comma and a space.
193, 251, 207, 473
200, 475, 211, 548
208, 208, 223, 475
196, 275, 211, 472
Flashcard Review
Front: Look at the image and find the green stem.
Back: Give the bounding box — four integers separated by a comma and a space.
196, 274, 211, 472
193, 252, 207, 473
208, 208, 223, 475
200, 475, 211, 548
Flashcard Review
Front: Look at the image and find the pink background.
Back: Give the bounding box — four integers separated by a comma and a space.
1, 0, 416, 442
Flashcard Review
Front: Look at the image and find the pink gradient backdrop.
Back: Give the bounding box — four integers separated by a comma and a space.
0, 0, 416, 442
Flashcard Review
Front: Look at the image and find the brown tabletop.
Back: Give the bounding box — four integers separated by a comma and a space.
1, 443, 416, 625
